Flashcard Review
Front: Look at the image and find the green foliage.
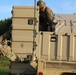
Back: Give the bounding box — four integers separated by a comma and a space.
0, 18, 12, 35
0, 18, 12, 75
0, 56, 10, 66
0, 56, 10, 75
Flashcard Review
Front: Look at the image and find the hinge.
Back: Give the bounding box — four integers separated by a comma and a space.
33, 30, 37, 37
33, 42, 37, 50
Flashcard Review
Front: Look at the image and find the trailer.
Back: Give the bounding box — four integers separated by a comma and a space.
9, 5, 76, 75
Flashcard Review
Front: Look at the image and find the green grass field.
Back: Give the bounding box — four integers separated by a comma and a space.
0, 56, 10, 75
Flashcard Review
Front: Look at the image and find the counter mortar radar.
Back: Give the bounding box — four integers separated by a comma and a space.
0, 0, 76, 75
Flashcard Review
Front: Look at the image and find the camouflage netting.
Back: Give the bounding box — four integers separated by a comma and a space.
0, 40, 24, 62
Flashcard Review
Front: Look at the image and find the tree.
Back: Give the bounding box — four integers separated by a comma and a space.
0, 18, 12, 35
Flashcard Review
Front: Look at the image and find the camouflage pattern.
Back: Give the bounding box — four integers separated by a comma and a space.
37, 1, 54, 31
39, 6, 54, 31
37, 1, 54, 20
37, 1, 46, 8
37, 1, 43, 6
46, 7, 54, 21
0, 40, 24, 62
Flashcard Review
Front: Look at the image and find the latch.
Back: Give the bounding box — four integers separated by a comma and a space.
50, 33, 57, 42
28, 18, 37, 25
28, 19, 33, 25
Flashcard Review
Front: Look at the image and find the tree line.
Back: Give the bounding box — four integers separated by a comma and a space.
0, 18, 12, 36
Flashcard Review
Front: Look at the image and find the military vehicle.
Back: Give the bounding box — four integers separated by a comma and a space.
0, 0, 76, 75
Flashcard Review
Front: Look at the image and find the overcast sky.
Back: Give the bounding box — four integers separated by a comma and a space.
0, 0, 76, 20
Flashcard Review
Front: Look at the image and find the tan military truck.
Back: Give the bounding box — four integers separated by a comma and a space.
10, 5, 76, 75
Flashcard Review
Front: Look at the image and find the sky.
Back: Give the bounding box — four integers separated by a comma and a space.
0, 0, 76, 20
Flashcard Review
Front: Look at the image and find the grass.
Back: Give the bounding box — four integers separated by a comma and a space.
0, 55, 10, 75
